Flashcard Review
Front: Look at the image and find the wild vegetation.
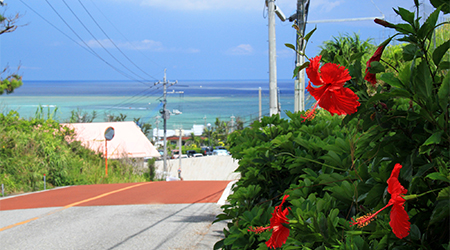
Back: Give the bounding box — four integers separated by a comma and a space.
0, 110, 148, 196
216, 1, 449, 249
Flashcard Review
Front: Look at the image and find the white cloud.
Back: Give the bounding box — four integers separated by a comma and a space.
276, 49, 295, 59
85, 39, 115, 49
83, 39, 198, 53
310, 0, 344, 12
226, 44, 254, 55
127, 39, 165, 51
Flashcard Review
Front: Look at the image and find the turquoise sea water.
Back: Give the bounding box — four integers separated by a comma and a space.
0, 80, 314, 129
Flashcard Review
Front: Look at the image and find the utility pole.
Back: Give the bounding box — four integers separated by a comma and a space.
289, 0, 310, 112
155, 69, 177, 179
259, 87, 262, 122
267, 0, 286, 116
155, 116, 160, 145
230, 115, 235, 133
268, 0, 278, 116
289, 0, 383, 111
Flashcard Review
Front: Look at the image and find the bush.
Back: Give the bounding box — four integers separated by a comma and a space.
0, 111, 146, 195
216, 2, 449, 249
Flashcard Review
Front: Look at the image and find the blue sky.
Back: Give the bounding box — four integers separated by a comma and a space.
0, 0, 443, 81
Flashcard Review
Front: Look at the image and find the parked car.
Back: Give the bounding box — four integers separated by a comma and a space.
171, 150, 187, 159
213, 149, 229, 156
201, 146, 214, 156
193, 153, 203, 157
172, 154, 188, 159
186, 150, 197, 157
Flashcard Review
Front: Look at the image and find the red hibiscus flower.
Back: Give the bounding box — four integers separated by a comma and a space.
248, 195, 290, 249
302, 56, 360, 121
351, 163, 411, 239
364, 44, 387, 85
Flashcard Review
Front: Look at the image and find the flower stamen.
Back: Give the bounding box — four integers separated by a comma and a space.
248, 226, 270, 234
351, 213, 378, 228
301, 108, 317, 122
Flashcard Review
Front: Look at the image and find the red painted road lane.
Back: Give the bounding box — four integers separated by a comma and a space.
79, 181, 228, 207
0, 181, 230, 211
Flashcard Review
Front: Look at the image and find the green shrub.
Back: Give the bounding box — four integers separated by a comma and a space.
216, 2, 449, 249
0, 110, 147, 195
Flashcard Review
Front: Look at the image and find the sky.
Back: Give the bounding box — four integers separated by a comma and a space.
0, 0, 445, 81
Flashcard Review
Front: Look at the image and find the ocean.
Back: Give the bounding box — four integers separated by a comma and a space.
0, 80, 314, 129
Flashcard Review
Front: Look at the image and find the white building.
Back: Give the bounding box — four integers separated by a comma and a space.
152, 124, 205, 147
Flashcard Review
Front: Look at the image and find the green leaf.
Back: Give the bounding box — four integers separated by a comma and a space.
304, 27, 317, 43
375, 234, 389, 250
413, 60, 433, 98
439, 61, 450, 70
426, 172, 450, 183
437, 187, 450, 201
422, 131, 443, 146
368, 61, 385, 74
389, 88, 412, 98
302, 168, 318, 178
394, 7, 415, 25
398, 34, 418, 43
364, 183, 385, 207
433, 40, 450, 66
319, 151, 343, 168
418, 7, 441, 39
328, 181, 354, 203
430, 0, 450, 14
409, 224, 421, 241
429, 200, 450, 226
378, 73, 404, 88
293, 61, 310, 78
438, 73, 450, 110
403, 44, 422, 61
285, 43, 296, 51
350, 52, 365, 62
414, 163, 435, 178
213, 239, 225, 250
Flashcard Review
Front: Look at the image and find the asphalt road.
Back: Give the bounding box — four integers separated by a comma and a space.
0, 181, 231, 250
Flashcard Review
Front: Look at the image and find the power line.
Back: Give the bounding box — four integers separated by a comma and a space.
21, 0, 154, 86
87, 0, 165, 72
76, 0, 158, 81
60, 0, 151, 83
103, 85, 162, 111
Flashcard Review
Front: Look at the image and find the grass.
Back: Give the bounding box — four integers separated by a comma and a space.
0, 110, 150, 197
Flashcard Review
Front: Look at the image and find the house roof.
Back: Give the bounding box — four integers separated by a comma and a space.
61, 121, 160, 159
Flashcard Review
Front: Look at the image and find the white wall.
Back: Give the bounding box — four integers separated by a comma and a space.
154, 155, 240, 181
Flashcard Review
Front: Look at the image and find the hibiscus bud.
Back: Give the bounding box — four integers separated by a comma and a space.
402, 194, 418, 200
374, 18, 395, 28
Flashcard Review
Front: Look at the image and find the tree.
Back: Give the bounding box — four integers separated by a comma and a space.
133, 117, 152, 138
319, 32, 375, 67
104, 113, 127, 122
0, 3, 23, 95
69, 108, 97, 123
185, 132, 202, 148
